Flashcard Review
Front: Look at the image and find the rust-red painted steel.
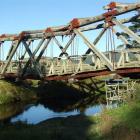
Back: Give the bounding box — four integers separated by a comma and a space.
3, 67, 140, 81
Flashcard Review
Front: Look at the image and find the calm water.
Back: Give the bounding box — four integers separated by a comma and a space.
0, 97, 106, 124
11, 104, 103, 124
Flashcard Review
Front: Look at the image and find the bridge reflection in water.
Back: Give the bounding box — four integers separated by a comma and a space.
0, 96, 105, 124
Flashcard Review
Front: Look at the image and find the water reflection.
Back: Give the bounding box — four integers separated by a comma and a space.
11, 104, 80, 124
0, 96, 106, 124
0, 102, 28, 123
11, 103, 103, 124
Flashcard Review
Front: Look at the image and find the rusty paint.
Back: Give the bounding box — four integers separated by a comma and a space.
14, 31, 26, 40
3, 68, 140, 81
103, 10, 118, 27
124, 6, 128, 10
45, 27, 55, 37
33, 68, 140, 80
117, 68, 140, 74
103, 10, 118, 18
47, 68, 139, 80
45, 69, 111, 81
108, 2, 117, 10
136, 4, 140, 8
45, 27, 53, 33
105, 17, 115, 27
0, 34, 7, 38
70, 18, 80, 29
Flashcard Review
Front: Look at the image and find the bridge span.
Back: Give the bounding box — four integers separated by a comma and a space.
0, 2, 140, 81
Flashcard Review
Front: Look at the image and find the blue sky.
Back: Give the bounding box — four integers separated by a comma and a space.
0, 0, 139, 58
0, 0, 138, 34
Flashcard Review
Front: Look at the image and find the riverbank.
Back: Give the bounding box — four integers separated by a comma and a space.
0, 80, 37, 104
0, 84, 140, 140
0, 77, 105, 105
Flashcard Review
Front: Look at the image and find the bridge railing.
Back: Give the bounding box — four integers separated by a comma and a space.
2, 49, 140, 78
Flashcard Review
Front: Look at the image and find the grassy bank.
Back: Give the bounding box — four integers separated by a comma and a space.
0, 85, 140, 140
0, 77, 105, 105
97, 84, 140, 140
0, 80, 37, 104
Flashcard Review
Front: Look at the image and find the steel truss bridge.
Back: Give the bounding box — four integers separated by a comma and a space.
0, 2, 140, 81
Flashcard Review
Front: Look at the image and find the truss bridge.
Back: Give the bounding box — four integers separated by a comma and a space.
0, 2, 140, 81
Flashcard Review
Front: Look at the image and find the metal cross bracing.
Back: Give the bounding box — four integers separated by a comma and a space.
0, 2, 140, 81
105, 78, 136, 108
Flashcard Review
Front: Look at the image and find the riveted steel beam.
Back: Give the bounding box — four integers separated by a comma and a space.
0, 16, 139, 42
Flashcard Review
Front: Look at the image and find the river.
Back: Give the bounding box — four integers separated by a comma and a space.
0, 96, 107, 124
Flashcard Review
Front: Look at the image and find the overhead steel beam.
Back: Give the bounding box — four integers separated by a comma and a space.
0, 16, 139, 42
69, 3, 140, 28
0, 3, 140, 41
79, 15, 140, 32
0, 16, 138, 42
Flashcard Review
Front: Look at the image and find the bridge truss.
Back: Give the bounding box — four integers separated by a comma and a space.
0, 2, 140, 80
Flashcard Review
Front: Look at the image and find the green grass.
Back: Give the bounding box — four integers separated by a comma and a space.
0, 80, 37, 104
96, 84, 140, 139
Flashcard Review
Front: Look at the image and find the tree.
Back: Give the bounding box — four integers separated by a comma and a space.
118, 13, 140, 48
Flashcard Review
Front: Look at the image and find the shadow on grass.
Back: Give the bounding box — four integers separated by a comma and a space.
37, 78, 105, 102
